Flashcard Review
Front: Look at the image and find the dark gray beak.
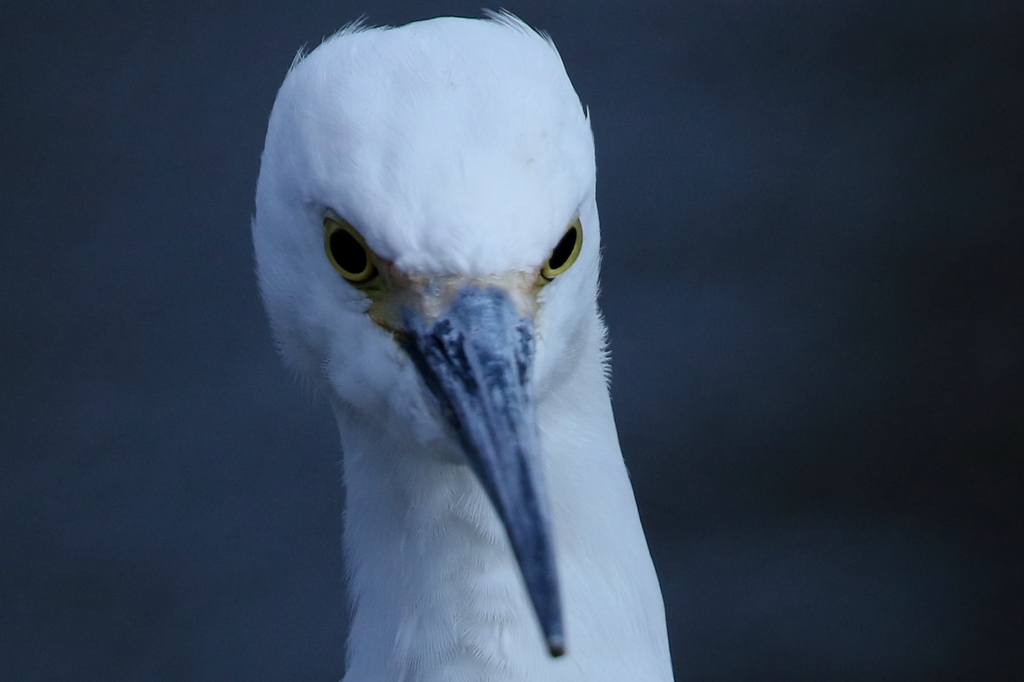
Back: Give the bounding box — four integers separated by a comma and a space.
401, 284, 565, 657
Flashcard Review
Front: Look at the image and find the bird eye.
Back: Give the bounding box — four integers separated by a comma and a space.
324, 217, 378, 283
540, 219, 583, 281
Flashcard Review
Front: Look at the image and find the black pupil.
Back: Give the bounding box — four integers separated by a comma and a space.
548, 227, 578, 270
330, 228, 368, 275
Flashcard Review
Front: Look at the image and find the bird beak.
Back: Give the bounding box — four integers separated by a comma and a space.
401, 284, 565, 658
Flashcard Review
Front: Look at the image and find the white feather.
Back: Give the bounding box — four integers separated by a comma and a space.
253, 14, 673, 682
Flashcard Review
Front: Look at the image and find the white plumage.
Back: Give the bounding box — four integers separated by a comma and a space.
253, 13, 673, 682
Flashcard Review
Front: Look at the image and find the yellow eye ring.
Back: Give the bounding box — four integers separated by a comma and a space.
541, 219, 583, 281
324, 217, 378, 284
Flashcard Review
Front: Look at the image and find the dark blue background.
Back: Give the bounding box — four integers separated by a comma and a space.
2, 1, 1021, 679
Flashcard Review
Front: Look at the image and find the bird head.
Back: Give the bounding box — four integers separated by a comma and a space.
252, 14, 599, 657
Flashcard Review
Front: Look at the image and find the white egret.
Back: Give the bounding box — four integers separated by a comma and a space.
253, 13, 673, 682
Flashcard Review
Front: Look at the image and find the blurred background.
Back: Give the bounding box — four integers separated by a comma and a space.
1, 1, 1021, 680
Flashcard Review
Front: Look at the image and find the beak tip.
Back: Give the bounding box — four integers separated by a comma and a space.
547, 634, 566, 658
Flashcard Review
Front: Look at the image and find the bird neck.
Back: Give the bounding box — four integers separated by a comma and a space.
335, 326, 673, 681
